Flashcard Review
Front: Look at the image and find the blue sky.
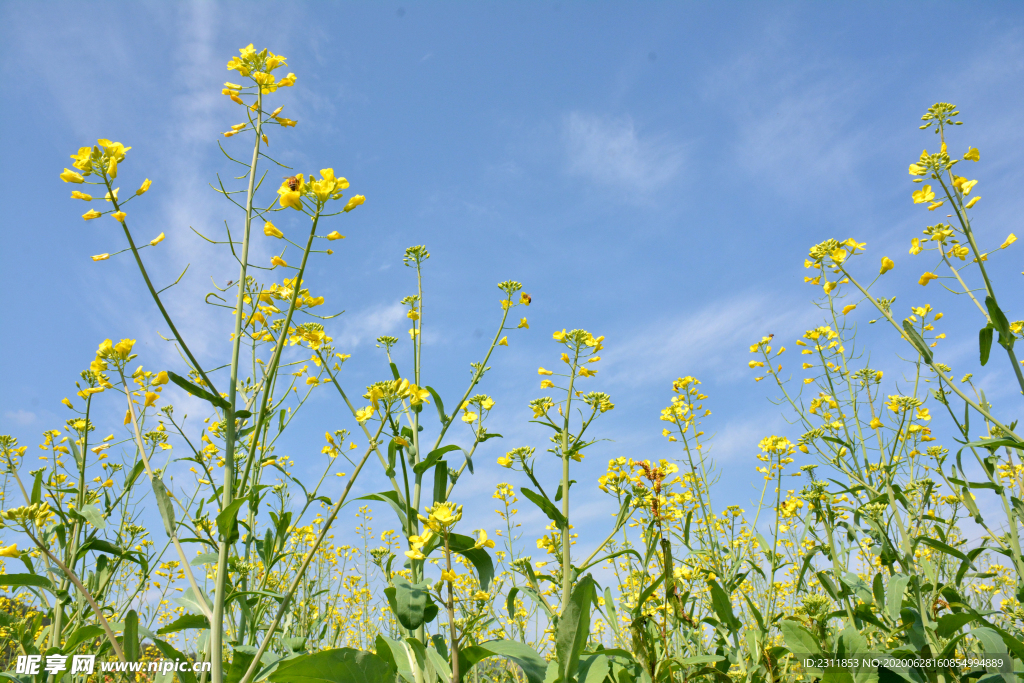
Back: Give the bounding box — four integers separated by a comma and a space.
2, 2, 1023, 558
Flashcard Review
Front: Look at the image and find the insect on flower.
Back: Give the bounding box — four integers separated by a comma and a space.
284, 176, 300, 191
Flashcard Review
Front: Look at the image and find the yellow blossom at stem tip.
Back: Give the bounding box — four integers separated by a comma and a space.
136, 179, 151, 195
1001, 234, 1017, 249
92, 253, 110, 262
150, 232, 165, 246
919, 272, 939, 286
880, 256, 895, 274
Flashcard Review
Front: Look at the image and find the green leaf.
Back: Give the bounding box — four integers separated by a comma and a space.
986, 296, 1012, 338
191, 552, 219, 566
886, 574, 911, 624
425, 386, 448, 424
780, 620, 823, 662
902, 320, 933, 364
168, 371, 230, 410
63, 624, 104, 652
226, 647, 255, 683
460, 640, 547, 683
414, 445, 461, 475
915, 537, 969, 562
707, 580, 741, 631
0, 574, 52, 590
270, 648, 397, 683
217, 498, 248, 544
448, 533, 494, 590
936, 612, 981, 638
157, 613, 210, 635
387, 576, 435, 630
980, 325, 994, 366
151, 638, 199, 683
432, 460, 448, 506
353, 491, 412, 530
520, 487, 567, 528
75, 503, 107, 530
424, 642, 451, 683
124, 609, 139, 662
580, 654, 610, 683
971, 627, 1013, 683
961, 438, 1023, 451
152, 476, 177, 537
555, 574, 597, 682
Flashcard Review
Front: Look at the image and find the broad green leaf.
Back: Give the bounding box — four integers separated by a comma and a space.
217, 498, 248, 544
63, 624, 104, 652
986, 296, 1012, 338
414, 445, 461, 475
374, 635, 413, 683
167, 371, 230, 410
157, 613, 210, 635
707, 580, 741, 631
75, 503, 106, 530
191, 552, 219, 566
448, 533, 494, 590
555, 575, 597, 682
270, 648, 397, 683
580, 654, 610, 683
980, 325, 994, 366
520, 487, 567, 528
902, 320, 933, 364
151, 638, 199, 683
124, 610, 139, 662
780, 620, 822, 660
226, 647, 255, 683
387, 576, 434, 630
152, 476, 177, 537
0, 574, 52, 590
936, 612, 981, 638
460, 640, 547, 683
971, 627, 1013, 683
352, 491, 412, 530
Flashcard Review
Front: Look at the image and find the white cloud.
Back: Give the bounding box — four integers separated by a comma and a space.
563, 112, 683, 195
333, 303, 406, 349
608, 290, 817, 387
4, 410, 36, 426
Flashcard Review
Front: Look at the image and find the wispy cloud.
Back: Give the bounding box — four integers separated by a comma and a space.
4, 410, 36, 427
333, 302, 406, 349
563, 112, 683, 196
608, 290, 817, 386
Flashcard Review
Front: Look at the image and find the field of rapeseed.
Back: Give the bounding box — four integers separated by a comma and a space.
1, 46, 1022, 683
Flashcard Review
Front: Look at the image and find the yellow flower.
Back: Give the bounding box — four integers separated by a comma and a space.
842, 304, 857, 315
343, 195, 365, 212
823, 281, 837, 294
498, 336, 508, 346
518, 318, 529, 329
440, 569, 457, 582
144, 392, 158, 408
965, 196, 981, 209
880, 256, 894, 274
0, 544, 19, 558
101, 479, 114, 488
960, 179, 977, 195
909, 238, 922, 255
137, 179, 151, 195
964, 147, 980, 162
538, 367, 553, 375
553, 329, 566, 341
112, 211, 126, 223
578, 366, 597, 377
749, 361, 764, 368
327, 231, 344, 240
92, 253, 110, 261
271, 256, 288, 268
911, 185, 934, 204
520, 293, 532, 306
473, 529, 496, 549
107, 157, 118, 178
152, 371, 169, 386
540, 380, 555, 388
62, 398, 74, 409
61, 168, 85, 183
264, 221, 283, 238
150, 232, 165, 246
83, 210, 102, 221
870, 418, 882, 429
462, 411, 478, 423
1000, 234, 1017, 249
71, 191, 92, 200
354, 406, 374, 422
918, 272, 939, 286
404, 549, 426, 560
